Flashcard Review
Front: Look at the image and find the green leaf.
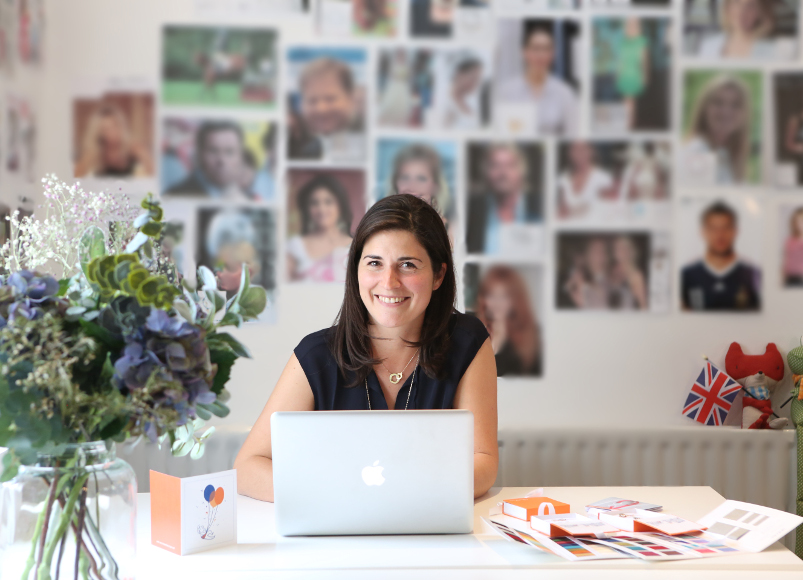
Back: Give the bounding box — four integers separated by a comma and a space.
78, 226, 107, 276
98, 417, 128, 440
57, 279, 70, 297
239, 287, 267, 319
194, 405, 212, 421
210, 348, 237, 395
172, 439, 193, 457
141, 221, 163, 237
207, 332, 251, 358
218, 311, 242, 328
197, 401, 230, 418
1, 451, 20, 482
190, 442, 205, 460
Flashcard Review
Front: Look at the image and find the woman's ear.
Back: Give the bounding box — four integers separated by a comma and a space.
433, 263, 447, 291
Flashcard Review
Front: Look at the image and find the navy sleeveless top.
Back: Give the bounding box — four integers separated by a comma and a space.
294, 312, 490, 410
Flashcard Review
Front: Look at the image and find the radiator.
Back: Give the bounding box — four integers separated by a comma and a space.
496, 425, 797, 549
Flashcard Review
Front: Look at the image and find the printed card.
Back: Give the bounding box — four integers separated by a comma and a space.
598, 508, 704, 535
530, 513, 618, 538
585, 497, 662, 512
150, 469, 237, 555
697, 500, 803, 552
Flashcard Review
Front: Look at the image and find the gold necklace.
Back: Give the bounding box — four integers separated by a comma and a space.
380, 349, 419, 385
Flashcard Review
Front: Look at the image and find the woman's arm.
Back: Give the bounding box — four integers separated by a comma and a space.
233, 353, 314, 502
453, 337, 498, 498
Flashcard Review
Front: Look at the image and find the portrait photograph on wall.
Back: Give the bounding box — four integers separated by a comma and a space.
555, 139, 672, 227
286, 46, 367, 162
72, 90, 155, 179
377, 47, 492, 130
5, 93, 36, 183
591, 16, 672, 134
195, 205, 277, 310
683, 0, 799, 60
410, 0, 456, 39
375, 138, 457, 242
161, 25, 278, 109
318, 0, 398, 37
555, 230, 671, 313
464, 140, 545, 257
678, 196, 762, 312
773, 71, 803, 187
464, 262, 544, 378
161, 116, 276, 201
286, 168, 366, 283
679, 68, 763, 187
494, 17, 581, 137
779, 203, 803, 288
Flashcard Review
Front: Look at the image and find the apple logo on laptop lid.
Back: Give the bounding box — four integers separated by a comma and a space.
361, 460, 385, 486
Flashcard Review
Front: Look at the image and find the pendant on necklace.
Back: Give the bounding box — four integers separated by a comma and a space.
389, 372, 403, 384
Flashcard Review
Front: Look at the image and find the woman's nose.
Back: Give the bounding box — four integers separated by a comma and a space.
382, 268, 400, 289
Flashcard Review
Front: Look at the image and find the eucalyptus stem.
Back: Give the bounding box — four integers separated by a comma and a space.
54, 532, 67, 580
22, 474, 58, 580
36, 473, 89, 580
73, 487, 87, 580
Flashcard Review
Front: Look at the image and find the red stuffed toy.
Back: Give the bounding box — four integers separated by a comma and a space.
725, 343, 788, 430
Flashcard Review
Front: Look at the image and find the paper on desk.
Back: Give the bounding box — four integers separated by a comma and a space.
529, 513, 618, 538
487, 515, 628, 561
584, 533, 701, 560
585, 497, 662, 512
597, 508, 704, 535
697, 500, 803, 552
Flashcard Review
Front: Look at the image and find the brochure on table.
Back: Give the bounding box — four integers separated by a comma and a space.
486, 496, 803, 562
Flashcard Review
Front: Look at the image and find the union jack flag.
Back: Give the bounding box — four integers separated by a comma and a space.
682, 361, 741, 426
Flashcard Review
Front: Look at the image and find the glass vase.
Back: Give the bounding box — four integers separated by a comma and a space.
0, 441, 137, 580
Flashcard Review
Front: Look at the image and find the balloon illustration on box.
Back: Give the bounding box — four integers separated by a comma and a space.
198, 484, 225, 540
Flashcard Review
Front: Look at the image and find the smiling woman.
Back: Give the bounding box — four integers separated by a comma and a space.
234, 194, 498, 502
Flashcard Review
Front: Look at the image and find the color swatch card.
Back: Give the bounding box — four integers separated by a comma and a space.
646, 532, 742, 557
697, 500, 803, 552
585, 533, 700, 560
598, 508, 704, 535
529, 513, 618, 538
585, 497, 662, 512
150, 469, 237, 555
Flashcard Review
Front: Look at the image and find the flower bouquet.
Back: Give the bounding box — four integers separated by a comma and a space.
0, 176, 267, 579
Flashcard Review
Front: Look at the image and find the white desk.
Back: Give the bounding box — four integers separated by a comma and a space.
137, 486, 803, 579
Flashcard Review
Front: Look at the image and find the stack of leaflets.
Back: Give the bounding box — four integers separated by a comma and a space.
585, 497, 663, 512
485, 499, 803, 562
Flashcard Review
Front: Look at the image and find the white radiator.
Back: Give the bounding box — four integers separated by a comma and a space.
496, 426, 797, 526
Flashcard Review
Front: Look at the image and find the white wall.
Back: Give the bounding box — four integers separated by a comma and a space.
12, 0, 803, 433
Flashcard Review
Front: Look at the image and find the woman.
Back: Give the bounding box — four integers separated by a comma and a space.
609, 235, 648, 310
616, 18, 648, 131
443, 57, 484, 130
783, 208, 803, 286
698, 0, 776, 59
378, 50, 418, 127
680, 75, 751, 185
75, 102, 153, 178
557, 141, 615, 221
235, 194, 499, 501
287, 174, 354, 283
474, 265, 542, 377
205, 209, 262, 297
496, 22, 579, 136
391, 144, 452, 231
563, 236, 611, 309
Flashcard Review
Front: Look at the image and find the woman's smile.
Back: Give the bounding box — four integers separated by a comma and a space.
376, 294, 410, 305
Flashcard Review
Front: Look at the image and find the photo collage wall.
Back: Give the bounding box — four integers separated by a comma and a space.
2, 0, 803, 381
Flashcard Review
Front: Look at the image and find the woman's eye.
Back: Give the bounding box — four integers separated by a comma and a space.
400, 262, 417, 270
368, 260, 381, 267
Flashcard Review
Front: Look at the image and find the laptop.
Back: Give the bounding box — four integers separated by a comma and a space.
271, 410, 474, 536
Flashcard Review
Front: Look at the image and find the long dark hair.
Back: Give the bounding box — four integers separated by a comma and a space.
331, 194, 456, 387
297, 173, 353, 236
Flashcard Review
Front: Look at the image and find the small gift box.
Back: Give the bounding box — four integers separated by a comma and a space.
150, 469, 237, 555
502, 497, 570, 521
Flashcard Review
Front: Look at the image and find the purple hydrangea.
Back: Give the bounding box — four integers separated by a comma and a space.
113, 308, 217, 439
0, 270, 62, 328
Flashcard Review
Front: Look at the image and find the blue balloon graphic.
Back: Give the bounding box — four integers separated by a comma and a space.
203, 484, 215, 502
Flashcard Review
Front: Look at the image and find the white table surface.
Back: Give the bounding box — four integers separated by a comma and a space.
137, 486, 803, 579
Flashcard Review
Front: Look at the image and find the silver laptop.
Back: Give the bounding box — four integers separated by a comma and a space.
271, 410, 474, 536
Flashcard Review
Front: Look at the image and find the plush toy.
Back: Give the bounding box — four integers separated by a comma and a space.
787, 344, 803, 558
725, 342, 788, 430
